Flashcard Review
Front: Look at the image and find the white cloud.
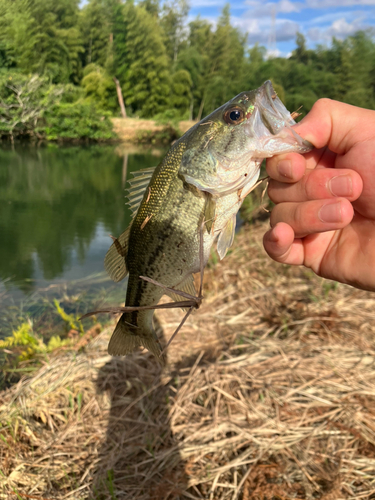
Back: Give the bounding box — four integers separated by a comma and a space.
307, 17, 366, 42
278, 0, 302, 12
233, 15, 299, 43
307, 0, 375, 7
307, 10, 366, 25
330, 17, 363, 36
243, 0, 302, 18
188, 0, 225, 6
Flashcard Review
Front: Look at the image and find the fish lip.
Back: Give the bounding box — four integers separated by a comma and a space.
257, 80, 293, 132
245, 80, 313, 153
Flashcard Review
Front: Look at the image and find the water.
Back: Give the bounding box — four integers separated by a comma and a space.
0, 143, 163, 336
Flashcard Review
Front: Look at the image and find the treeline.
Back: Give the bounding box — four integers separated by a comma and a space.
0, 0, 375, 140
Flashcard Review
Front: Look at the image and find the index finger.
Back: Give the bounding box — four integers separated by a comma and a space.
266, 147, 337, 183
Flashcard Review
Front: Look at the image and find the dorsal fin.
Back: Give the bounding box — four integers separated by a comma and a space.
217, 213, 236, 260
165, 274, 196, 311
126, 167, 156, 216
104, 227, 130, 282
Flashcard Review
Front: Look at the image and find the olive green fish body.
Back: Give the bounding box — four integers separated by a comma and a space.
105, 81, 313, 362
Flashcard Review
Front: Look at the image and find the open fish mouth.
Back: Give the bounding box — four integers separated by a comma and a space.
246, 80, 313, 156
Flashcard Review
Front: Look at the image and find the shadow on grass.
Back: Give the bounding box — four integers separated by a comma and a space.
90, 317, 198, 500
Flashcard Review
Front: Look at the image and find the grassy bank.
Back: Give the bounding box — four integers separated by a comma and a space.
0, 72, 194, 145
1, 207, 375, 499
112, 118, 196, 145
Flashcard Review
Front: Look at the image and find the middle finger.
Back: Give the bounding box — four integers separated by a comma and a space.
268, 168, 363, 204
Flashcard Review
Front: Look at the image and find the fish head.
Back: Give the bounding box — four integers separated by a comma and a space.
179, 80, 313, 196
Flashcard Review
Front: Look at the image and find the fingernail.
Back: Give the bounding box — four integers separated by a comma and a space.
329, 175, 352, 197
319, 201, 342, 223
277, 160, 292, 179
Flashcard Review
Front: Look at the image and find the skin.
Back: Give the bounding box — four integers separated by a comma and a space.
262, 98, 375, 292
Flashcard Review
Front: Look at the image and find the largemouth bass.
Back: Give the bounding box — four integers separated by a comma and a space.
102, 81, 312, 363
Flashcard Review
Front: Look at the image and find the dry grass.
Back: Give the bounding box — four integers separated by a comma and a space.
2, 220, 375, 499
111, 118, 195, 143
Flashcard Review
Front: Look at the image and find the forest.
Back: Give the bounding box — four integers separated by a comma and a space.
1, 0, 375, 140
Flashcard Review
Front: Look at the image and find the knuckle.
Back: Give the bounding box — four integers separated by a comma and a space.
312, 98, 332, 113
269, 203, 281, 226
267, 181, 278, 202
293, 202, 305, 228
302, 170, 319, 199
265, 156, 279, 174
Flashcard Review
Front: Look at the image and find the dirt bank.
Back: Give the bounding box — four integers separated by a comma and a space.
112, 117, 196, 143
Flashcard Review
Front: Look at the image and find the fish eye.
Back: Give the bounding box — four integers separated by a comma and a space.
224, 106, 245, 125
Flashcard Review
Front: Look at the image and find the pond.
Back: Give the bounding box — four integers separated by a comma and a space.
0, 143, 164, 338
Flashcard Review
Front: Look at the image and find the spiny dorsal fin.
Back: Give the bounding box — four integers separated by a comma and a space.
165, 274, 196, 311
126, 166, 156, 217
104, 227, 130, 282
217, 213, 236, 260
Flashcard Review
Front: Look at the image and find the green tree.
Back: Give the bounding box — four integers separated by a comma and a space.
203, 4, 246, 114
170, 69, 192, 116
80, 0, 115, 68
160, 0, 189, 63
0, 0, 83, 83
81, 63, 118, 112
179, 17, 212, 119
121, 2, 170, 117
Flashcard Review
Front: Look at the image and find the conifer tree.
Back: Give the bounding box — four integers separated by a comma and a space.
80, 0, 114, 68
160, 0, 189, 63
121, 2, 170, 117
0, 0, 83, 83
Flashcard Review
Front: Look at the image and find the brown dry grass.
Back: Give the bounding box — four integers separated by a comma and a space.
1, 220, 375, 499
111, 118, 195, 142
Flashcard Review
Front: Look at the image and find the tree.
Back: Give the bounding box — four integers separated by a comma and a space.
121, 3, 170, 117
178, 17, 212, 119
80, 0, 114, 68
0, 0, 83, 83
203, 4, 246, 114
170, 69, 192, 116
81, 63, 118, 112
160, 0, 189, 63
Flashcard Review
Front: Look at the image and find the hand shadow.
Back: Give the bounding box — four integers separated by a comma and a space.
90, 316, 189, 500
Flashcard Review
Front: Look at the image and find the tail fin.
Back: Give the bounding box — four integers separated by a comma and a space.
108, 313, 165, 365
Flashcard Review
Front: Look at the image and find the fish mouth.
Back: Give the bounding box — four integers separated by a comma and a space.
246, 80, 313, 156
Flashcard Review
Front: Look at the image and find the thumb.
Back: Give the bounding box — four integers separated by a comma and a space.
292, 98, 375, 155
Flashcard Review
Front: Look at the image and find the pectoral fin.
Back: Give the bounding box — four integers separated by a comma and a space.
217, 214, 236, 260
204, 194, 216, 233
104, 227, 130, 282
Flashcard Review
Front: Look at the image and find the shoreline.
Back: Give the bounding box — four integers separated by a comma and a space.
0, 118, 197, 146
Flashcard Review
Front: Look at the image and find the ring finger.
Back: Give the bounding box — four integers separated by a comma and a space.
270, 198, 354, 238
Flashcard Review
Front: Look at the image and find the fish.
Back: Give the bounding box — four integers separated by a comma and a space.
97, 81, 313, 364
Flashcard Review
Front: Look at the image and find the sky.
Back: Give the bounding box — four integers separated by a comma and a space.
187, 0, 375, 56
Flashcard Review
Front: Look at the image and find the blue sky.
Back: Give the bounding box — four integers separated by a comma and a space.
187, 0, 375, 56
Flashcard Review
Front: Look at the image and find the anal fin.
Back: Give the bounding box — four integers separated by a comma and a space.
165, 274, 196, 311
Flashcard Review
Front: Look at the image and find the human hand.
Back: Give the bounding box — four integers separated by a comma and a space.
263, 98, 375, 292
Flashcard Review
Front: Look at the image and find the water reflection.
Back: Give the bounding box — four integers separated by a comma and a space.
0, 143, 162, 296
